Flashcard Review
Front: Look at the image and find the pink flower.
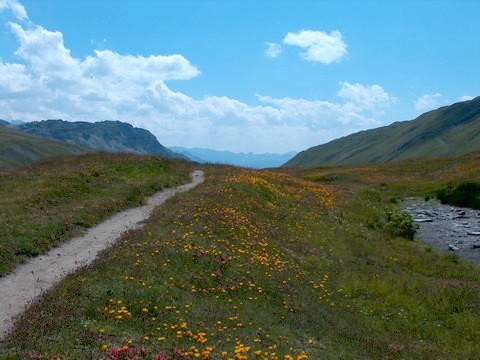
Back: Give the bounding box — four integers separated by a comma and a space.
155, 353, 170, 360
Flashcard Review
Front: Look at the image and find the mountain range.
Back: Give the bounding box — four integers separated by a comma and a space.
170, 147, 297, 169
2, 96, 479, 171
1, 119, 293, 171
284, 96, 480, 167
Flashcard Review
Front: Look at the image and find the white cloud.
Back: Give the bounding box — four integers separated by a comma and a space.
0, 0, 28, 20
0, 62, 31, 93
83, 50, 200, 82
256, 89, 388, 128
8, 23, 199, 83
414, 93, 442, 112
264, 42, 282, 58
9, 23, 80, 79
283, 29, 347, 64
338, 82, 396, 115
0, 4, 394, 153
459, 95, 475, 102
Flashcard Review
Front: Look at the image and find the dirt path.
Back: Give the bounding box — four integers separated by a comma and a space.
0, 170, 204, 340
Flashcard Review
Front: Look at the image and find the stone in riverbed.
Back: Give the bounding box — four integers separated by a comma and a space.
448, 244, 460, 251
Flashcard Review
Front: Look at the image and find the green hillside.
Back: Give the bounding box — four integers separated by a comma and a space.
284, 96, 480, 167
0, 124, 86, 171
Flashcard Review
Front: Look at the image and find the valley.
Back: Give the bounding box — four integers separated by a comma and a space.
0, 1, 478, 358
0, 152, 479, 359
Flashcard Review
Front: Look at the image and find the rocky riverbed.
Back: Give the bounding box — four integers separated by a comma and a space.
401, 199, 480, 263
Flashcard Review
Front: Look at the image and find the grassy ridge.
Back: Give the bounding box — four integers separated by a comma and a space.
284, 96, 480, 167
0, 154, 192, 276
0, 125, 86, 171
2, 156, 480, 359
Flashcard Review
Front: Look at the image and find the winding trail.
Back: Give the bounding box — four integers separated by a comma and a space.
0, 170, 204, 340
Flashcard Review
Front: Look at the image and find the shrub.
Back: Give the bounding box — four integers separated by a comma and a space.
385, 209, 417, 240
436, 181, 480, 209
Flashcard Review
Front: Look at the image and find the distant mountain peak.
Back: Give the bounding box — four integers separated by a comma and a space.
19, 119, 183, 159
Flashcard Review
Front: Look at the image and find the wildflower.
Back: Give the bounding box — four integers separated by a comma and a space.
155, 353, 169, 360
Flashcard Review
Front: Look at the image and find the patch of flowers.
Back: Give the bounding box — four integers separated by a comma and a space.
94, 169, 339, 358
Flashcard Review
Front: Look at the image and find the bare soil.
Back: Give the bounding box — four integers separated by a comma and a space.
0, 170, 204, 340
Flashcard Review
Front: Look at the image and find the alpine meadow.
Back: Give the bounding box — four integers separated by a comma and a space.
1, 1, 480, 359
1, 152, 480, 359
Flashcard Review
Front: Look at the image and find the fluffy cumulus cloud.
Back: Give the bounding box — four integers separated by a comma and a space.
264, 42, 282, 58
0, 18, 200, 119
0, 2, 395, 153
414, 93, 442, 112
459, 95, 475, 102
0, 62, 31, 93
338, 82, 396, 115
9, 23, 80, 79
256, 82, 393, 129
283, 29, 347, 64
0, 0, 27, 20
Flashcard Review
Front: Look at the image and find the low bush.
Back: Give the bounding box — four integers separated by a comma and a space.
385, 209, 417, 240
436, 181, 480, 209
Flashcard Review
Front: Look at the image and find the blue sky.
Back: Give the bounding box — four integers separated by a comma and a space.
0, 0, 478, 153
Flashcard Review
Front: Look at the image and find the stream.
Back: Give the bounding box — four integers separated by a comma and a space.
401, 198, 480, 263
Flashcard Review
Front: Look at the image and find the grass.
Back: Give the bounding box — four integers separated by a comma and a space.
0, 125, 86, 171
0, 153, 192, 276
1, 154, 480, 359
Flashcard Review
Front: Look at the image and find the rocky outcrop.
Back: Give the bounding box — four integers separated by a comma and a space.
19, 120, 183, 159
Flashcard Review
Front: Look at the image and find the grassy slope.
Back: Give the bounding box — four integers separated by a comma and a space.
0, 154, 192, 276
0, 126, 86, 171
1, 154, 480, 359
285, 96, 480, 167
